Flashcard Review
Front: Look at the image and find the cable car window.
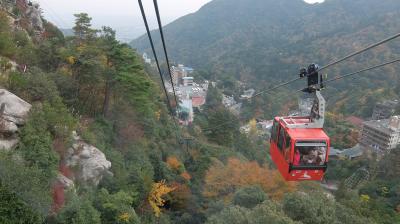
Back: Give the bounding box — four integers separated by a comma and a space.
284, 134, 291, 162
277, 127, 285, 150
294, 141, 327, 166
271, 120, 279, 142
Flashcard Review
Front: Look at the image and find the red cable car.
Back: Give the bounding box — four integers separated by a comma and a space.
270, 66, 330, 181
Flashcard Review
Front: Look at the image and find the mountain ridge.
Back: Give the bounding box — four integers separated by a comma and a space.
131, 0, 400, 85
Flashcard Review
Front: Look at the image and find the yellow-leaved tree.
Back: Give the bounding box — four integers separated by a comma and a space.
66, 56, 76, 65
249, 118, 258, 137
148, 180, 176, 217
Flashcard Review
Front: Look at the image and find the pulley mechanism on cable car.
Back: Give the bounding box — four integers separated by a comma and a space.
270, 64, 330, 181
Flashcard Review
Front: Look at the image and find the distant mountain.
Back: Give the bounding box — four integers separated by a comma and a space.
60, 28, 74, 37
131, 0, 400, 88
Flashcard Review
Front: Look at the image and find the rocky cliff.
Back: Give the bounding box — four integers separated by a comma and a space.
0, 89, 31, 150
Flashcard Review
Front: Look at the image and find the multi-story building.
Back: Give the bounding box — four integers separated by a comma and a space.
171, 64, 187, 86
170, 64, 209, 124
372, 100, 399, 120
360, 116, 400, 152
182, 77, 194, 87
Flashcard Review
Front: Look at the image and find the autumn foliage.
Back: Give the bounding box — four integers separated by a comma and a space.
117, 212, 131, 222
167, 156, 182, 171
203, 158, 296, 200
180, 171, 192, 181
148, 180, 176, 217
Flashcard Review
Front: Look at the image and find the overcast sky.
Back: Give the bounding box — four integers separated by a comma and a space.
34, 0, 213, 28
34, 0, 324, 41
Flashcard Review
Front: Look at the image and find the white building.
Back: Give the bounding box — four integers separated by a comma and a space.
241, 89, 255, 99
183, 77, 194, 87
142, 53, 151, 64
360, 116, 400, 153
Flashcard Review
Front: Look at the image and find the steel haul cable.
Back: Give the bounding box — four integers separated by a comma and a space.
206, 32, 400, 131
251, 77, 302, 99
137, 0, 181, 141
202, 58, 400, 132
250, 32, 400, 101
138, 0, 172, 112
323, 59, 400, 84
318, 32, 400, 72
152, 0, 180, 109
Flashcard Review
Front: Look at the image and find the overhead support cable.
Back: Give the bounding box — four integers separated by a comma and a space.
153, 0, 180, 109
323, 58, 400, 84
138, 0, 172, 112
250, 32, 400, 99
202, 58, 400, 132
319, 32, 400, 71
138, 0, 182, 141
250, 77, 302, 99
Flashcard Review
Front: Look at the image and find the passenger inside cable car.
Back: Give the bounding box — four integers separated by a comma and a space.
295, 142, 327, 166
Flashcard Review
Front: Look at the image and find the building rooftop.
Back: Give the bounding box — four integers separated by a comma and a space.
192, 96, 206, 108
329, 145, 363, 159
183, 67, 194, 72
329, 147, 342, 157
241, 89, 255, 98
341, 144, 363, 159
378, 99, 399, 108
363, 119, 394, 134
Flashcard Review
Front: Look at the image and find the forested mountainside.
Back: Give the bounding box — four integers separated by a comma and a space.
0, 0, 400, 224
132, 0, 400, 118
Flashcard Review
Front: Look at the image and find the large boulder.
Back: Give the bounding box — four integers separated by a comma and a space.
65, 132, 112, 186
0, 89, 31, 125
0, 89, 31, 151
0, 138, 19, 151
0, 119, 18, 133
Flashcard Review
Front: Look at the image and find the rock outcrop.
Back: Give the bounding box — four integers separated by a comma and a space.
3, 0, 45, 36
56, 173, 74, 190
64, 132, 112, 186
0, 89, 31, 124
0, 89, 31, 150
25, 2, 44, 32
